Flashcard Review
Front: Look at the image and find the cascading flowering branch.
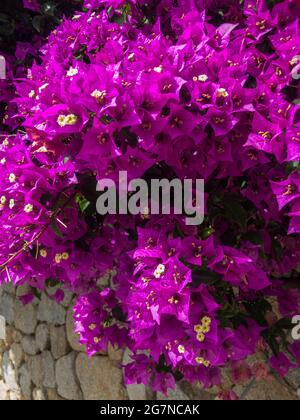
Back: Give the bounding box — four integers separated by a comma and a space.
1, 0, 300, 397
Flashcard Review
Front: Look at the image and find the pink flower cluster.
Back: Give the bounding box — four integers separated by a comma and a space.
1, 0, 300, 395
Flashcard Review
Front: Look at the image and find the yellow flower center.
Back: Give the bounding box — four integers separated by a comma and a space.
154, 264, 166, 278
24, 204, 33, 213
40, 249, 47, 258
57, 114, 78, 127
89, 323, 96, 331
201, 316, 212, 326
61, 252, 69, 260
67, 67, 78, 77
153, 65, 163, 73
194, 324, 204, 333
198, 74, 208, 82
196, 332, 205, 342
217, 88, 229, 98
55, 253, 62, 264
178, 345, 185, 354
9, 173, 16, 183
91, 89, 107, 104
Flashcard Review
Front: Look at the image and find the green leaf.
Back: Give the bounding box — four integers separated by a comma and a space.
31, 287, 42, 300
76, 193, 90, 213
263, 332, 280, 356
201, 227, 215, 239
46, 278, 61, 288
51, 220, 64, 238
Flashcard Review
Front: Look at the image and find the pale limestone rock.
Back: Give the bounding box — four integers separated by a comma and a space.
50, 325, 70, 359
16, 285, 32, 297
2, 351, 18, 391
19, 364, 32, 399
46, 388, 65, 400
237, 377, 297, 400
157, 385, 190, 400
9, 343, 24, 368
9, 390, 21, 400
13, 329, 22, 343
35, 324, 49, 352
28, 351, 55, 389
76, 353, 126, 400
46, 286, 73, 308
66, 305, 85, 352
22, 336, 38, 356
33, 388, 46, 400
286, 368, 300, 390
14, 299, 37, 334
0, 293, 14, 325
37, 294, 66, 325
0, 380, 9, 400
108, 343, 123, 362
1, 283, 15, 295
56, 352, 82, 400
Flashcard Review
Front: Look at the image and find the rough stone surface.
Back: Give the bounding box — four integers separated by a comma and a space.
22, 336, 38, 356
19, 364, 32, 399
157, 385, 190, 401
13, 330, 22, 343
0, 293, 14, 325
76, 353, 127, 400
2, 351, 18, 391
33, 388, 46, 400
1, 283, 299, 401
14, 300, 37, 335
66, 305, 85, 352
3, 325, 14, 349
9, 390, 21, 400
28, 351, 55, 389
46, 286, 73, 309
236, 377, 298, 400
50, 325, 69, 359
46, 388, 65, 400
179, 380, 215, 400
37, 294, 66, 325
56, 352, 82, 400
286, 368, 300, 390
0, 380, 9, 400
9, 343, 23, 368
1, 283, 15, 296
16, 285, 32, 298
35, 324, 49, 352
108, 343, 123, 362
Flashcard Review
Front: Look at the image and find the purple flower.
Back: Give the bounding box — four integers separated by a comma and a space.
269, 353, 294, 377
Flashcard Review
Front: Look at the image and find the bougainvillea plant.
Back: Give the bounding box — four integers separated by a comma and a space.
0, 0, 300, 399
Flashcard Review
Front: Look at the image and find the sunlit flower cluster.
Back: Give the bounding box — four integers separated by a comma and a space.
0, 0, 300, 396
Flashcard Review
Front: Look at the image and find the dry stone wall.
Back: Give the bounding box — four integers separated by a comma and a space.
0, 283, 299, 400
0, 283, 127, 400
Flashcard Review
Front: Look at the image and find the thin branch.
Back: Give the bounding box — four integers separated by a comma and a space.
0, 190, 77, 274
